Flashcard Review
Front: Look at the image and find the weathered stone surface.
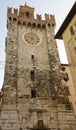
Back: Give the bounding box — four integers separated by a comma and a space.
1, 4, 76, 130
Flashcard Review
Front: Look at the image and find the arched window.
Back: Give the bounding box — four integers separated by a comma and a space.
23, 21, 26, 26
27, 22, 31, 27
13, 18, 17, 22
32, 23, 36, 28
37, 24, 41, 28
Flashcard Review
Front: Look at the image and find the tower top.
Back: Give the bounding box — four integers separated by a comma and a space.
7, 4, 56, 28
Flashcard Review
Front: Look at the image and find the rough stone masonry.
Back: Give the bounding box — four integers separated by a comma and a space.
0, 4, 76, 130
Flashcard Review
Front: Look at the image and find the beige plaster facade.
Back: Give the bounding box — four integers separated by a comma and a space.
62, 15, 76, 93
61, 64, 76, 115
55, 1, 76, 117
55, 2, 76, 94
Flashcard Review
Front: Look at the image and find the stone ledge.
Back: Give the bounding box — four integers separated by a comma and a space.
29, 108, 47, 112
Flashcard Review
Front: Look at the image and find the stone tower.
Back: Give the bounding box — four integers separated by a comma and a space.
0, 4, 76, 130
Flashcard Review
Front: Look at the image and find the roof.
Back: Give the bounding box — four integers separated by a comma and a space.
55, 2, 76, 39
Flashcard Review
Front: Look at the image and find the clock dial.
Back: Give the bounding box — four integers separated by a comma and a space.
24, 32, 40, 45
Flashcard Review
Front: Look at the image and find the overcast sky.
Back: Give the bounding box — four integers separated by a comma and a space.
0, 0, 75, 88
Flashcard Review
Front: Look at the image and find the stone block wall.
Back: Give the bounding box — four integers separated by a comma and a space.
1, 4, 76, 130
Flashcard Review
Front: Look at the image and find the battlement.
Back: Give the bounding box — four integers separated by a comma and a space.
7, 7, 18, 17
7, 5, 56, 28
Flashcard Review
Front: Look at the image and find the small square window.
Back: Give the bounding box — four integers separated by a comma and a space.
63, 73, 69, 81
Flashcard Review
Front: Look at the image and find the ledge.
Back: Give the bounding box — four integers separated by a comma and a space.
29, 108, 47, 112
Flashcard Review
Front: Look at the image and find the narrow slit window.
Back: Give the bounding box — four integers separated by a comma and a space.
31, 90, 36, 98
31, 55, 34, 59
30, 70, 35, 81
26, 12, 30, 17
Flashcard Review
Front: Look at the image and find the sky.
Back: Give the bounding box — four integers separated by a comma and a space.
0, 0, 75, 88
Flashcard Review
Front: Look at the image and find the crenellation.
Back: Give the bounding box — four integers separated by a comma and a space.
7, 6, 56, 30
45, 14, 50, 20
7, 7, 12, 15
7, 7, 18, 17
37, 14, 42, 21
50, 15, 56, 26
14, 8, 18, 16
1, 4, 76, 130
45, 14, 56, 26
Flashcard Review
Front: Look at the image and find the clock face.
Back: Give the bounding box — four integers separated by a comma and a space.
22, 31, 42, 46
24, 32, 40, 45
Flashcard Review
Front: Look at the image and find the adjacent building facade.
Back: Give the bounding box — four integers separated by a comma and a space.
0, 4, 76, 130
61, 64, 76, 115
55, 2, 76, 93
55, 2, 76, 116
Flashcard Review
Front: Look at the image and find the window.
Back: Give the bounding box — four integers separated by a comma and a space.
63, 73, 69, 81
66, 102, 73, 110
37, 24, 41, 28
18, 20, 21, 25
9, 17, 12, 20
70, 26, 74, 35
38, 120, 44, 128
13, 18, 17, 21
26, 12, 30, 17
64, 86, 70, 95
32, 23, 36, 28
48, 23, 50, 27
74, 47, 76, 52
31, 55, 34, 63
31, 90, 36, 98
30, 70, 35, 81
61, 66, 65, 71
20, 128, 22, 130
68, 39, 76, 65
23, 21, 26, 26
0, 126, 2, 130
27, 22, 31, 27
31, 55, 34, 59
